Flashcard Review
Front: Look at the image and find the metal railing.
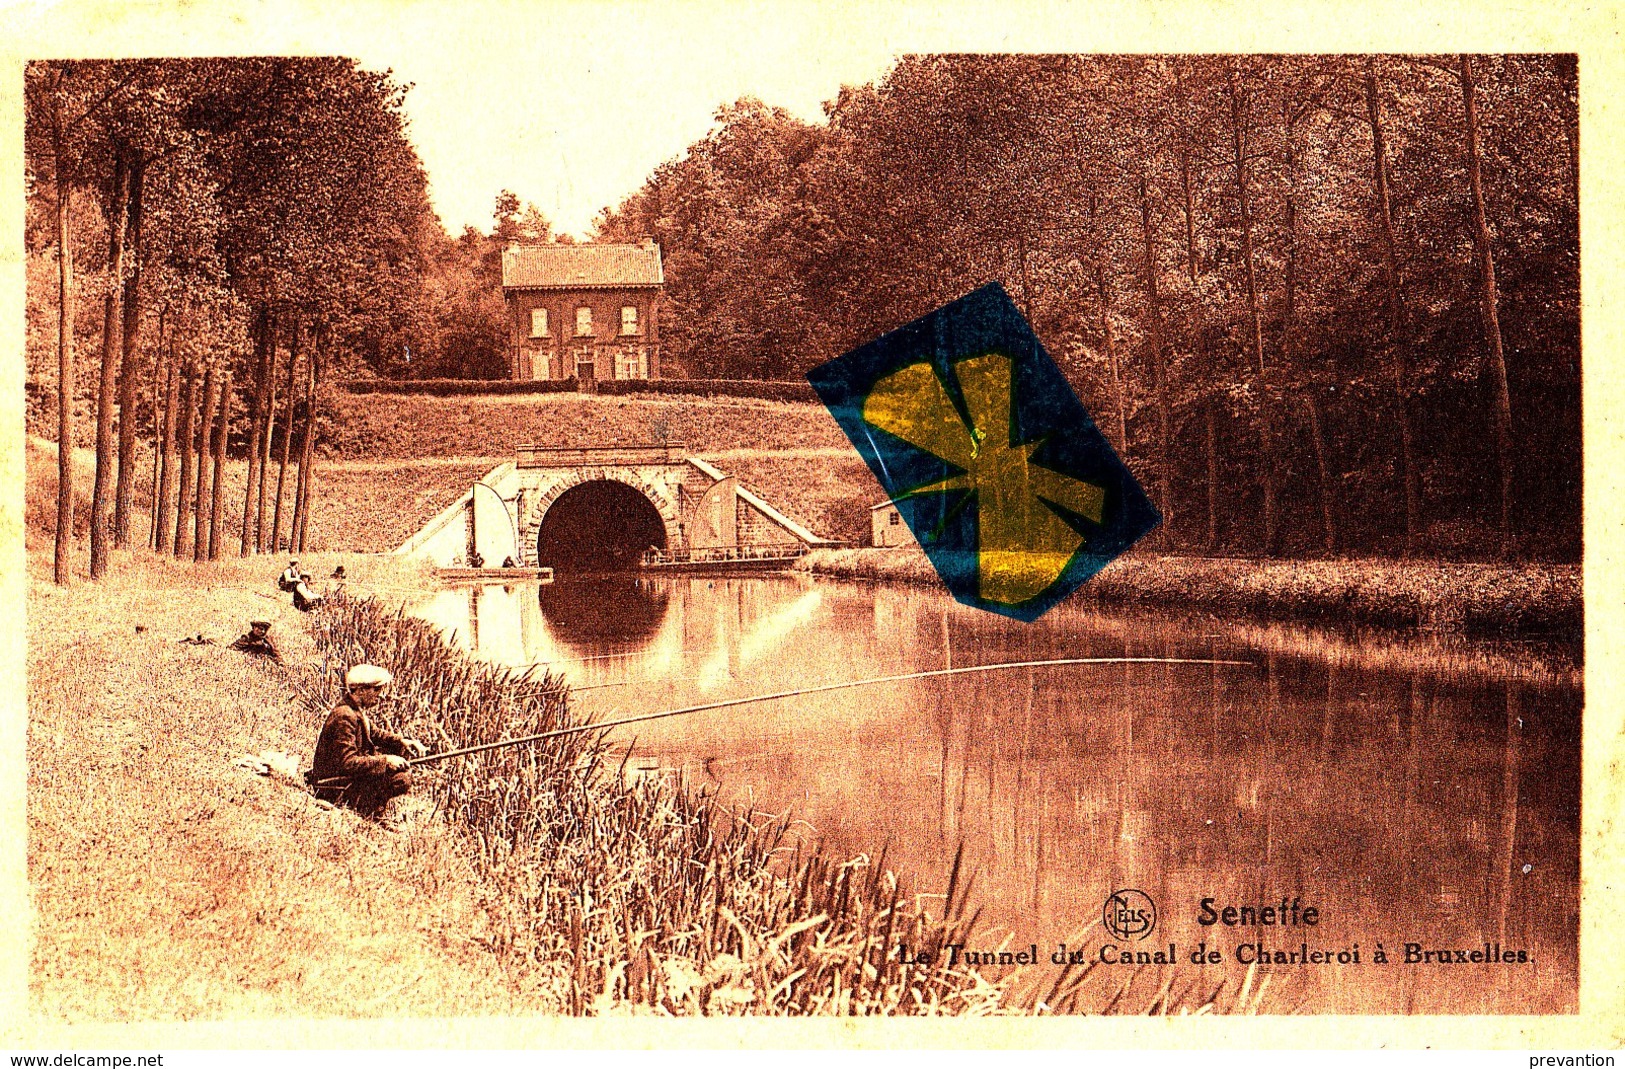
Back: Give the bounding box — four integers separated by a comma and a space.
517, 443, 688, 468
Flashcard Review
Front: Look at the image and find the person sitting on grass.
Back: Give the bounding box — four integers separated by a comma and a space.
292, 574, 324, 612
278, 559, 302, 592
228, 619, 282, 662
305, 665, 428, 822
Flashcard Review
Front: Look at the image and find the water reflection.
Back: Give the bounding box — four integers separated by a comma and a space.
538, 577, 670, 652
412, 574, 1581, 1014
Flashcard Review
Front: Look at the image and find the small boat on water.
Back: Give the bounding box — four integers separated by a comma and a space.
436, 566, 554, 584
639, 543, 811, 573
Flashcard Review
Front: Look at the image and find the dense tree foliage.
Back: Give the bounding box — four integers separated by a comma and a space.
26, 54, 1578, 579
25, 57, 446, 579
404, 192, 554, 380
598, 55, 1578, 560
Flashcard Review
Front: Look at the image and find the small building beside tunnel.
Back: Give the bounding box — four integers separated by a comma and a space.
871, 500, 916, 547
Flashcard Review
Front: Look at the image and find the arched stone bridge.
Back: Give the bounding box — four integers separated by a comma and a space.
396, 444, 832, 571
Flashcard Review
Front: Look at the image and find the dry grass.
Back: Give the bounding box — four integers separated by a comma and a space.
1002, 937, 1287, 1017
25, 432, 492, 559
322, 391, 849, 460
24, 436, 97, 538
26, 548, 543, 1022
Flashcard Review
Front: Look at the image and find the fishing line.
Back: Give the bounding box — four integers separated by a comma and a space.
406, 655, 1254, 767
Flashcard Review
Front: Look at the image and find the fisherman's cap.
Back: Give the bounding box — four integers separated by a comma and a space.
250, 619, 272, 628
345, 664, 394, 689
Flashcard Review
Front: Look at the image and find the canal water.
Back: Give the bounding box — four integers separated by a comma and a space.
412, 573, 1581, 1014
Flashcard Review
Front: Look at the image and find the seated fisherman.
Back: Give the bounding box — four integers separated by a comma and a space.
292, 575, 324, 612
278, 559, 302, 592
228, 619, 282, 662
306, 665, 427, 820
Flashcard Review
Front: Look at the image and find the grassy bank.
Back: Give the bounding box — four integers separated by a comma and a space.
323, 391, 848, 460
304, 594, 1005, 1014
20, 544, 1019, 1016
29, 389, 878, 553
25, 549, 548, 1021
23, 437, 1005, 1021
795, 548, 1582, 635
27, 434, 502, 557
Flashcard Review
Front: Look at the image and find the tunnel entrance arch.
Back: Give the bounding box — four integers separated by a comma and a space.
534, 478, 672, 573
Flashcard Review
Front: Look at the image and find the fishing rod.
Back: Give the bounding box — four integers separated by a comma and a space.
404, 655, 1254, 768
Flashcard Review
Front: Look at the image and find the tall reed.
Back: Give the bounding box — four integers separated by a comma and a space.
299, 592, 1008, 1015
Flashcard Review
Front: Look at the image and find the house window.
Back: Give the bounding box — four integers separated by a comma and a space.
530, 349, 551, 381
889, 511, 900, 525
616, 346, 648, 380
621, 306, 638, 335
575, 306, 593, 336
529, 308, 548, 337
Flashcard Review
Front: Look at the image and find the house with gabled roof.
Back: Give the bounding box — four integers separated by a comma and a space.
501, 240, 664, 383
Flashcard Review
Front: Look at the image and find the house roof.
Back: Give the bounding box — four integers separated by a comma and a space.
502, 242, 664, 290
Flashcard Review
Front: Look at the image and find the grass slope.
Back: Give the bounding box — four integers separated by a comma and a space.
29, 393, 875, 554
324, 390, 849, 459
26, 549, 560, 1021
26, 435, 499, 557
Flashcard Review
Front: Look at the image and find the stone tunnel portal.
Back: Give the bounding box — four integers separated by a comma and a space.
535, 479, 668, 574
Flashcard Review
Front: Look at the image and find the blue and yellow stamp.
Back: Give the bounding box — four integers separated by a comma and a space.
808, 283, 1161, 622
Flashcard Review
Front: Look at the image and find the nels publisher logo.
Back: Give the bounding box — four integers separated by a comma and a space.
1103, 889, 1158, 942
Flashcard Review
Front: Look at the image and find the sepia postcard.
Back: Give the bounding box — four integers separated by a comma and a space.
1, 0, 1621, 1053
